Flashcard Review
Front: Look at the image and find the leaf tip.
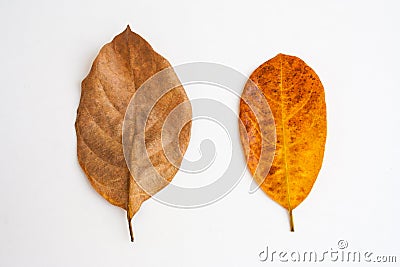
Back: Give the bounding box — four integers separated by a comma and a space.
277, 53, 287, 59
126, 25, 132, 32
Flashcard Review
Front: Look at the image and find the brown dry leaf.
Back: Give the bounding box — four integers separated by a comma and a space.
239, 54, 326, 231
75, 26, 191, 241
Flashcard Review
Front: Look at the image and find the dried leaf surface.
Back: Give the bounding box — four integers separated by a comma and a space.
239, 54, 326, 231
75, 26, 191, 241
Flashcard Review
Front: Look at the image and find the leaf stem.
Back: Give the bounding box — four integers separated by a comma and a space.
127, 214, 134, 242
289, 209, 294, 232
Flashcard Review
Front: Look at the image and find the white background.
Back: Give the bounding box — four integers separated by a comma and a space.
1, 0, 399, 266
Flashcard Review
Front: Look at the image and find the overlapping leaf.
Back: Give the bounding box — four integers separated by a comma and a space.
75, 26, 191, 241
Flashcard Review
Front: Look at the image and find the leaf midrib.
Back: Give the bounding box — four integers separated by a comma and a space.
278, 55, 293, 213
